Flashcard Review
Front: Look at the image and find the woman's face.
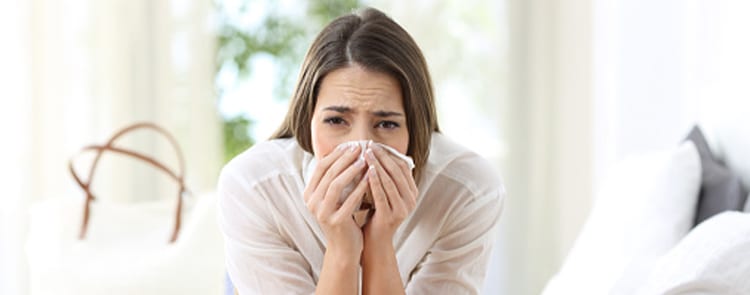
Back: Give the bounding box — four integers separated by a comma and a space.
311, 65, 409, 159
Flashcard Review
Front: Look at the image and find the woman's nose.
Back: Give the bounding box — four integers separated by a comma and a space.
349, 124, 374, 142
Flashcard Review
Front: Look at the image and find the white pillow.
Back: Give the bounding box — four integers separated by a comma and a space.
542, 142, 701, 295
637, 211, 750, 295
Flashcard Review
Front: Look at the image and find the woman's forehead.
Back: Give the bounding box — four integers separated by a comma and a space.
317, 66, 404, 112
316, 95, 403, 113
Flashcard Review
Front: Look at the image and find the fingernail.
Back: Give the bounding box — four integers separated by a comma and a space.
336, 143, 347, 151
366, 149, 375, 160
355, 158, 364, 167
349, 143, 358, 152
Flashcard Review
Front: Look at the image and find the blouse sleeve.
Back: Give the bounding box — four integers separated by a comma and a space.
405, 188, 505, 295
218, 168, 316, 295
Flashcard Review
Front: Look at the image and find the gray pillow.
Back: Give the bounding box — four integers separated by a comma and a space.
686, 126, 748, 226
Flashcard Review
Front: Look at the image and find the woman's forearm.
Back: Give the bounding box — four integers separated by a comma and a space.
361, 240, 405, 295
316, 247, 360, 295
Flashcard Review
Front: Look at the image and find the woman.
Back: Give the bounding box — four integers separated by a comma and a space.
218, 7, 504, 294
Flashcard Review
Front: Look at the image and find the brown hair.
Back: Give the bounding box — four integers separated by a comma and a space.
271, 7, 439, 181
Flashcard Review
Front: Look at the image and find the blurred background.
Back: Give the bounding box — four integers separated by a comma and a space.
1, 0, 749, 294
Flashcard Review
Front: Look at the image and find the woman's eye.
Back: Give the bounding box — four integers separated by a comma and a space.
376, 121, 400, 129
323, 117, 346, 125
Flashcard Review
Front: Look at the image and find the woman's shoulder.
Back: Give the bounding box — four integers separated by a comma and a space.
424, 133, 505, 197
219, 138, 305, 188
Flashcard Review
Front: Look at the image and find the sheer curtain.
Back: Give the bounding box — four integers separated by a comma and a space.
0, 1, 34, 294
0, 1, 221, 294
496, 0, 597, 294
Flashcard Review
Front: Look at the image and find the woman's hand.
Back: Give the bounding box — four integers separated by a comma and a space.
362, 143, 418, 244
360, 144, 416, 295
304, 144, 369, 259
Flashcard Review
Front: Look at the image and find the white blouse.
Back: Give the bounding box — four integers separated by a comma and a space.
218, 133, 505, 294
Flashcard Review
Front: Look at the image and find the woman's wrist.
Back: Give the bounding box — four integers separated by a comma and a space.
318, 241, 361, 295
362, 235, 395, 260
325, 242, 362, 264
363, 225, 397, 248
361, 234, 404, 295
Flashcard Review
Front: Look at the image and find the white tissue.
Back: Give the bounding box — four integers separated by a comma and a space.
339, 140, 415, 170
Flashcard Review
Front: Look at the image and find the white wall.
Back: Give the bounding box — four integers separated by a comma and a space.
593, 0, 750, 182
594, 0, 697, 183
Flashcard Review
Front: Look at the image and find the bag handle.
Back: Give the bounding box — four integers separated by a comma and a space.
68, 122, 187, 243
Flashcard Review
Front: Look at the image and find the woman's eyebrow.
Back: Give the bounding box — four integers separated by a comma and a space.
322, 106, 403, 117
322, 105, 352, 113
371, 110, 404, 117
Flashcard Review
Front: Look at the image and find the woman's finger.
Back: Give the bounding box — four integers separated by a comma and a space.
368, 151, 406, 213
367, 164, 390, 213
370, 145, 410, 181
320, 157, 366, 215
335, 171, 369, 217
306, 144, 361, 206
304, 144, 349, 202
309, 143, 359, 195
367, 146, 413, 204
317, 144, 361, 191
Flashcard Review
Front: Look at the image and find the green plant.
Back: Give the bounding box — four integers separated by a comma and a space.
216, 0, 362, 163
